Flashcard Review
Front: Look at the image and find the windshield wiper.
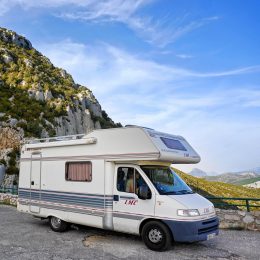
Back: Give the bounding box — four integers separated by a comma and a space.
176, 190, 194, 194
161, 190, 194, 195
160, 191, 178, 195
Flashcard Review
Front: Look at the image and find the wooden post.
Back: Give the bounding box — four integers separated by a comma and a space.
246, 199, 250, 212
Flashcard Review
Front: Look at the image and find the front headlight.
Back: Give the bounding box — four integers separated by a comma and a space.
177, 209, 200, 217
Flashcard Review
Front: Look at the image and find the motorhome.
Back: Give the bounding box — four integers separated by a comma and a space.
18, 126, 219, 251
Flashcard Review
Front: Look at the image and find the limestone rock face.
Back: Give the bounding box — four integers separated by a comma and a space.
44, 90, 53, 100
25, 85, 104, 136
0, 26, 120, 139
0, 28, 32, 49
24, 58, 32, 67
3, 53, 13, 63
55, 105, 95, 136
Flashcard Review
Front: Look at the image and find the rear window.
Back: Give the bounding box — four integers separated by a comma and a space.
160, 137, 187, 151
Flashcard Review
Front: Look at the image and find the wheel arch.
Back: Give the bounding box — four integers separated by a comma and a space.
139, 218, 174, 240
46, 214, 66, 222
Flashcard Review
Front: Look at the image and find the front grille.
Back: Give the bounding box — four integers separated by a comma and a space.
198, 224, 218, 234
202, 219, 217, 225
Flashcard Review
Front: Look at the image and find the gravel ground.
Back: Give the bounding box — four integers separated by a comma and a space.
0, 205, 259, 260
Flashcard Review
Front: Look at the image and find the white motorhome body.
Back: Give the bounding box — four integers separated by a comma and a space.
18, 126, 219, 251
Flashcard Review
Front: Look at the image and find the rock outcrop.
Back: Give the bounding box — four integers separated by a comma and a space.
0, 27, 121, 139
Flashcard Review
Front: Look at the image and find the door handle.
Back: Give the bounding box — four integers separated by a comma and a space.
113, 195, 119, 201
31, 181, 34, 185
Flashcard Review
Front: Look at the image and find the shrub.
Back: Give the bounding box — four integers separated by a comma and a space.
0, 159, 7, 166
6, 165, 19, 175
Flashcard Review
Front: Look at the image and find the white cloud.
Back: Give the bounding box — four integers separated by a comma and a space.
36, 39, 260, 173
0, 0, 219, 47
58, 6, 220, 47
38, 39, 260, 98
175, 54, 194, 59
39, 40, 260, 92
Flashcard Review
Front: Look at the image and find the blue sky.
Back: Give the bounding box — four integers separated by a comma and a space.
1, 0, 260, 173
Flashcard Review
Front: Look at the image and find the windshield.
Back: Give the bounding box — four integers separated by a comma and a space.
141, 166, 193, 195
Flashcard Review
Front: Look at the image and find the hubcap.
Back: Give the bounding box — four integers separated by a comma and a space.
148, 228, 163, 243
51, 217, 61, 229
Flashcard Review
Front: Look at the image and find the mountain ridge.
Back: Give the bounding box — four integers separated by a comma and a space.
189, 167, 260, 186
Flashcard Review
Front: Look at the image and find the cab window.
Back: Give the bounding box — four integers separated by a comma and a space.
117, 167, 134, 193
117, 167, 148, 195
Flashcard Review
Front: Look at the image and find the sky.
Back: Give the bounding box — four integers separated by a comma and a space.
1, 0, 260, 174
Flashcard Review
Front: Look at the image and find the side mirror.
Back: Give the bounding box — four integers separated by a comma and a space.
138, 185, 150, 200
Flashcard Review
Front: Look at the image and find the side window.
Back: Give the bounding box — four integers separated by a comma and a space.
65, 161, 92, 182
117, 167, 149, 195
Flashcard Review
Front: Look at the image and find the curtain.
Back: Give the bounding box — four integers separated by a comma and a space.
66, 162, 92, 181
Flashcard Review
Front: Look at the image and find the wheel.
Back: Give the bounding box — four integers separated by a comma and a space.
49, 216, 68, 232
141, 221, 172, 251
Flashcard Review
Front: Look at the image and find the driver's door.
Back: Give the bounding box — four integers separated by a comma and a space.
113, 165, 155, 234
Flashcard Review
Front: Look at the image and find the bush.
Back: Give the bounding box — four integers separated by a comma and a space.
6, 165, 19, 175
0, 159, 7, 166
8, 157, 16, 167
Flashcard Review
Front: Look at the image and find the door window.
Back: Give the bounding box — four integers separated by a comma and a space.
117, 167, 148, 195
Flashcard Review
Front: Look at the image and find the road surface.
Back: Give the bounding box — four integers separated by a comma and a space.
0, 205, 259, 260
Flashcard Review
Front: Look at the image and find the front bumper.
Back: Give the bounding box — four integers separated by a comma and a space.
163, 216, 219, 242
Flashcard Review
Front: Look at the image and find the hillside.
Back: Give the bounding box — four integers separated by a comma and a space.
174, 168, 260, 211
0, 27, 121, 139
0, 27, 121, 185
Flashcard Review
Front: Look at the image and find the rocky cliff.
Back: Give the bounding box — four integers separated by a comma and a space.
0, 27, 121, 139
0, 27, 121, 186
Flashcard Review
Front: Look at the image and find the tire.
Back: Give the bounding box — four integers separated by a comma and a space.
141, 221, 172, 251
49, 216, 68, 232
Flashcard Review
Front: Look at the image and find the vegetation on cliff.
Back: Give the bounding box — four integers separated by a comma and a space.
0, 27, 121, 138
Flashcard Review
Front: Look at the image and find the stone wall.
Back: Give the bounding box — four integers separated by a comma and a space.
0, 193, 17, 206
216, 208, 260, 231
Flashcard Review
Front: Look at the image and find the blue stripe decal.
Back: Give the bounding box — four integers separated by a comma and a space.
19, 188, 113, 198
19, 192, 112, 204
18, 188, 113, 209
